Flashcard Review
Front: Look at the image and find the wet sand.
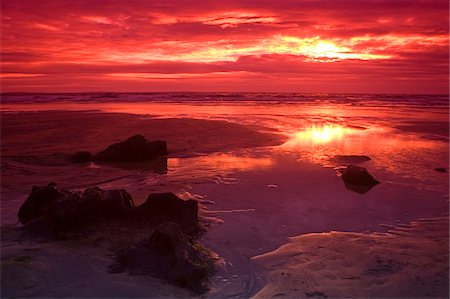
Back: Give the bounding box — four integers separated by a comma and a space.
1, 109, 448, 298
253, 217, 449, 298
1, 111, 285, 157
1, 110, 286, 224
1, 110, 287, 298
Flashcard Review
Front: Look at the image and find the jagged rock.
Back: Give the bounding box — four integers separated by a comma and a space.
18, 185, 214, 293
70, 151, 92, 163
18, 184, 135, 233
18, 182, 66, 224
109, 222, 214, 294
341, 165, 380, 194
81, 187, 135, 219
94, 135, 167, 162
138, 193, 198, 233
18, 185, 199, 235
434, 167, 448, 173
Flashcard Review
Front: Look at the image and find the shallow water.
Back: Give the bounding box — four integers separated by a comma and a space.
1, 93, 449, 297
3, 94, 447, 190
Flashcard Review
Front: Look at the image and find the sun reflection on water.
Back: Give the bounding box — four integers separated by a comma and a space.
170, 153, 273, 170
289, 124, 358, 145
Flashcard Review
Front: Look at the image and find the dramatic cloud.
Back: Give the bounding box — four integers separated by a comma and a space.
1, 0, 448, 93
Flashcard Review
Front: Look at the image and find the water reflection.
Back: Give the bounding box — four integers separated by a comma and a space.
92, 157, 168, 174
290, 124, 359, 145
3, 100, 447, 192
278, 121, 448, 191
169, 153, 273, 178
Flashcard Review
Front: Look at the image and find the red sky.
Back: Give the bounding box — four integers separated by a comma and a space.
1, 0, 448, 94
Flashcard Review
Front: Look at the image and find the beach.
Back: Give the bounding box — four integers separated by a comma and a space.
1, 94, 449, 298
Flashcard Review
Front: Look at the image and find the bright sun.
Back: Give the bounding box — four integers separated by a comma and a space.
271, 36, 391, 61
308, 41, 346, 58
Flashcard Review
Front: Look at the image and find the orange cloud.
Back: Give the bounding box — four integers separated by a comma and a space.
1, 0, 448, 93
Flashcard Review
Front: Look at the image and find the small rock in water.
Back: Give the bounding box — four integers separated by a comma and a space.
434, 167, 448, 173
341, 165, 380, 194
94, 135, 167, 162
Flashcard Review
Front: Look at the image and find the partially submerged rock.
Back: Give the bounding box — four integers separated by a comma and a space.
138, 193, 198, 234
94, 135, 167, 162
434, 167, 448, 173
341, 165, 380, 194
109, 222, 217, 294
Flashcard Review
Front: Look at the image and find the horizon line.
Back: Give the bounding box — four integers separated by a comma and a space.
1, 91, 449, 96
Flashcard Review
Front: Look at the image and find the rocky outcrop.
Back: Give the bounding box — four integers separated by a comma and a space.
109, 222, 217, 294
341, 165, 380, 194
18, 184, 198, 235
17, 184, 217, 294
17, 183, 135, 233
93, 135, 167, 162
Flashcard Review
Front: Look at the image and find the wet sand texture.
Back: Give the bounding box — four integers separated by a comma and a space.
252, 217, 449, 298
1, 111, 286, 157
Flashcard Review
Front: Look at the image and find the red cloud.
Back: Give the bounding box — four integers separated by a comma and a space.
1, 0, 448, 93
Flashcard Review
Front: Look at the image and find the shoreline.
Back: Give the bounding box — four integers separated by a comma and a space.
1, 108, 448, 298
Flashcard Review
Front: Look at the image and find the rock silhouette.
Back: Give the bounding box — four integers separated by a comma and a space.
17, 184, 197, 235
17, 183, 135, 233
341, 165, 380, 194
94, 135, 167, 162
17, 184, 216, 293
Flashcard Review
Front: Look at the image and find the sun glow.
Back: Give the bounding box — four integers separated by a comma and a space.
270, 36, 391, 61
100, 35, 391, 64
292, 124, 357, 145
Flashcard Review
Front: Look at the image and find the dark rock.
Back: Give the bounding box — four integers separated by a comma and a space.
341, 165, 380, 194
18, 182, 68, 224
434, 167, 448, 173
18, 185, 200, 236
109, 222, 214, 294
70, 151, 92, 163
42, 193, 89, 232
81, 187, 135, 220
94, 135, 167, 162
138, 193, 198, 234
18, 184, 135, 233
